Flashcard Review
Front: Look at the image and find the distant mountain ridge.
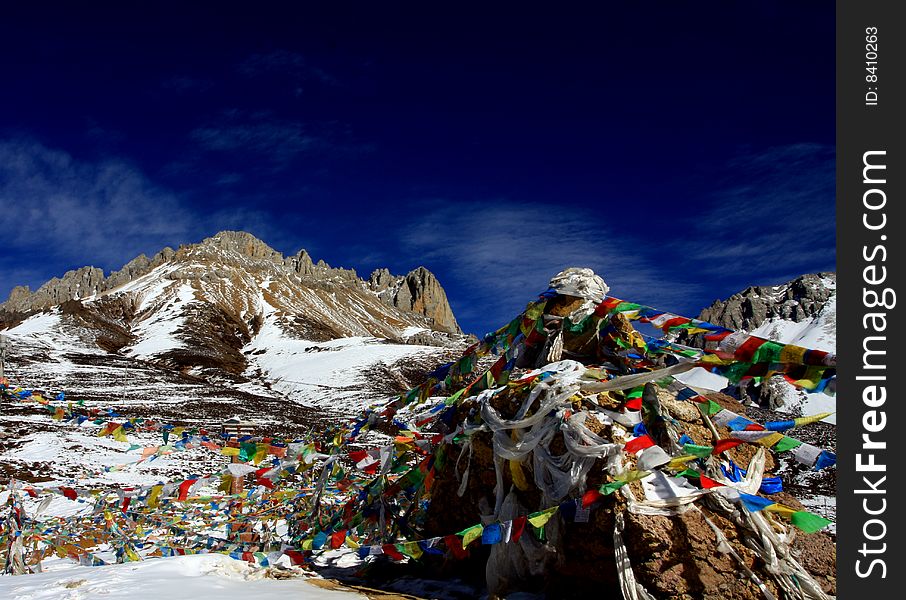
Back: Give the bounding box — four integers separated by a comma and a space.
0, 231, 468, 412
697, 272, 836, 334
2, 230, 460, 334
679, 272, 836, 418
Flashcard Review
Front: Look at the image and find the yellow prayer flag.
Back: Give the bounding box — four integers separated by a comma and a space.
666, 455, 698, 470
794, 412, 834, 427
764, 503, 797, 517
125, 546, 142, 562
146, 485, 163, 509
615, 469, 649, 484
403, 541, 423, 559
779, 344, 807, 365
112, 426, 129, 443
218, 475, 233, 494
221, 447, 240, 456
524, 301, 546, 321
509, 459, 530, 491
461, 524, 483, 547
527, 507, 558, 528
755, 432, 784, 447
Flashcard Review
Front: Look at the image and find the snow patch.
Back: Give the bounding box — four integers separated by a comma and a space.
0, 554, 365, 599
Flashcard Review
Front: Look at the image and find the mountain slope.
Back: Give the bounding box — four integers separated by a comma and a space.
1, 231, 468, 414
678, 272, 836, 421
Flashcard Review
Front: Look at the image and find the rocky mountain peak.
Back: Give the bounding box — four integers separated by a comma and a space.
192, 231, 283, 261
697, 272, 835, 332
1, 232, 461, 336
395, 267, 460, 334
284, 249, 315, 275
368, 268, 394, 291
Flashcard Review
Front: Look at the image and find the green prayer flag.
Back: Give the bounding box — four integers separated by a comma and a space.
445, 388, 466, 406
240, 442, 257, 461
600, 480, 628, 495
683, 443, 714, 459
773, 436, 803, 453
790, 511, 833, 534
697, 399, 723, 416
676, 469, 700, 479
459, 356, 474, 375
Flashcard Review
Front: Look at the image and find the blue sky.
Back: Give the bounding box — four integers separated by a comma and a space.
0, 3, 834, 336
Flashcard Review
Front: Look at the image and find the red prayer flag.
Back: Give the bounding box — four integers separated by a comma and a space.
330, 530, 347, 549
804, 349, 830, 366
511, 515, 527, 542
382, 544, 405, 561
595, 297, 622, 316
61, 487, 77, 500
713, 438, 746, 454
444, 534, 470, 559
661, 317, 691, 332
490, 356, 506, 379
700, 475, 725, 489
624, 434, 655, 454
734, 337, 767, 362
582, 489, 604, 508
177, 478, 197, 501
624, 397, 643, 410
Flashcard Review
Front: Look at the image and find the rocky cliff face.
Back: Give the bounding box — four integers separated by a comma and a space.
368, 266, 459, 334
1, 231, 460, 333
697, 272, 836, 332
693, 272, 837, 411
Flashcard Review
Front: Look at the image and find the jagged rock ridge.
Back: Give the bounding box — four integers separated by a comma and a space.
1, 231, 471, 414
2, 231, 460, 334
691, 272, 837, 414
697, 272, 836, 333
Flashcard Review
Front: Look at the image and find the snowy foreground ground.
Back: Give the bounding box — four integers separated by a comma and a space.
0, 554, 365, 599
0, 551, 522, 600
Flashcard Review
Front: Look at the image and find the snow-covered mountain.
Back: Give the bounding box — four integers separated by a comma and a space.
678, 272, 836, 422
0, 231, 469, 416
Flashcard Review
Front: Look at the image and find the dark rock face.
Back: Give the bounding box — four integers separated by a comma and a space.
368, 266, 461, 334
395, 267, 460, 334
697, 272, 835, 333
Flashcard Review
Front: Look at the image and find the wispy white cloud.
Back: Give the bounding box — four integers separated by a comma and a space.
673, 142, 835, 280
0, 139, 310, 300
0, 140, 193, 267
189, 110, 373, 171
237, 50, 338, 88
401, 200, 706, 332
190, 110, 319, 167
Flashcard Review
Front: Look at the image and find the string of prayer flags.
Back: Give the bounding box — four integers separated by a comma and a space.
735, 493, 833, 533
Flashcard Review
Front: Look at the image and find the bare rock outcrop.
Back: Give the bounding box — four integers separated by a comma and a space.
5, 266, 106, 312
284, 250, 315, 275
368, 266, 460, 334
199, 230, 283, 261
698, 272, 835, 332
105, 247, 175, 290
